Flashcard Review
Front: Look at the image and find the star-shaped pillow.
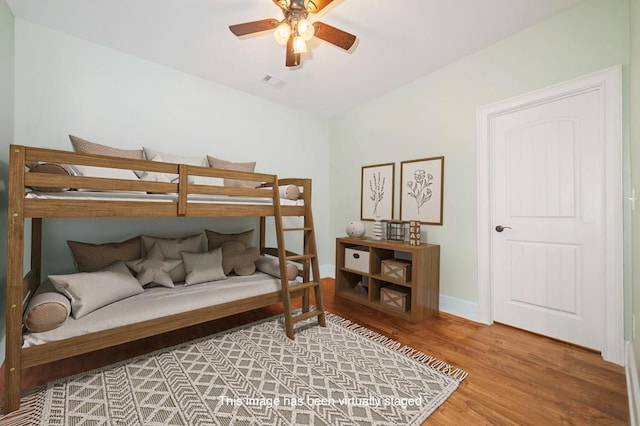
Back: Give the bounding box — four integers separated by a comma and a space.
126, 244, 181, 288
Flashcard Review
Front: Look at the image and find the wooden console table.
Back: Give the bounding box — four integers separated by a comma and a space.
335, 237, 440, 322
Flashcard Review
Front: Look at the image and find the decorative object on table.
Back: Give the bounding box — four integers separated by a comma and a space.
409, 220, 421, 245
361, 163, 395, 221
381, 285, 411, 312
4, 312, 466, 426
345, 220, 366, 239
353, 279, 368, 295
381, 259, 412, 282
400, 156, 444, 225
386, 220, 406, 242
344, 246, 370, 273
372, 215, 384, 240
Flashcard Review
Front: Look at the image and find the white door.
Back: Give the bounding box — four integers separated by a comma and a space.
491, 90, 603, 350
477, 67, 624, 364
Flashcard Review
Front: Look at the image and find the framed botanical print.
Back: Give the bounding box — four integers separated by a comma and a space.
400, 156, 444, 225
361, 163, 394, 221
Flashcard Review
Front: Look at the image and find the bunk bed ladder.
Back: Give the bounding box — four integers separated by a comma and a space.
272, 180, 326, 339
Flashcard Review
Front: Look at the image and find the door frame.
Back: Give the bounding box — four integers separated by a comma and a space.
476, 66, 624, 365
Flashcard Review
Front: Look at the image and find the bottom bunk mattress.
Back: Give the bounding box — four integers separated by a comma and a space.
23, 272, 282, 348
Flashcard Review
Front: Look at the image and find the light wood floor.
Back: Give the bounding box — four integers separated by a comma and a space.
1, 278, 629, 424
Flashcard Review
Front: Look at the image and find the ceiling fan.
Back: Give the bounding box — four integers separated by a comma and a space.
229, 0, 357, 67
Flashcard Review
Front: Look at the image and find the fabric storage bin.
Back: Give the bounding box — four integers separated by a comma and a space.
380, 285, 411, 312
344, 246, 369, 273
381, 259, 411, 282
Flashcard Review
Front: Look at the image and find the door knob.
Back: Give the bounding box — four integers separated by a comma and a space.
495, 225, 512, 232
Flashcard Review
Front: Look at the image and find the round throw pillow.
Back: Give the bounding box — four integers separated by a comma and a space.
23, 280, 71, 332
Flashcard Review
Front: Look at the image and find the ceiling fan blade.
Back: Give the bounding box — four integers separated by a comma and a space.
286, 37, 301, 67
272, 0, 288, 9
307, 0, 335, 13
313, 22, 356, 50
229, 19, 278, 37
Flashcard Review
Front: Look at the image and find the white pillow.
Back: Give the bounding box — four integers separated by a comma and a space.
144, 149, 223, 187
49, 261, 144, 319
72, 164, 139, 181
143, 147, 207, 167
181, 248, 227, 286
139, 155, 175, 183
255, 255, 299, 281
71, 164, 141, 193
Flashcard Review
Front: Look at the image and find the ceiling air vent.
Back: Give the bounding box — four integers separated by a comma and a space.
262, 74, 287, 89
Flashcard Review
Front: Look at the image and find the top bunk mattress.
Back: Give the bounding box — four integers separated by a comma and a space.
25, 190, 303, 206
23, 272, 283, 348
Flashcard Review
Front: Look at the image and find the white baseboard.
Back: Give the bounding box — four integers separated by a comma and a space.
320, 265, 335, 279
626, 341, 640, 426
439, 293, 479, 322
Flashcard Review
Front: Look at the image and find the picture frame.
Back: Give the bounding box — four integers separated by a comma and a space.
400, 156, 444, 225
361, 163, 395, 221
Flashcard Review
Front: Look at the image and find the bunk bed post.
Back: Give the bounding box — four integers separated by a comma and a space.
31, 219, 42, 285
177, 164, 188, 216
5, 145, 26, 413
259, 216, 267, 255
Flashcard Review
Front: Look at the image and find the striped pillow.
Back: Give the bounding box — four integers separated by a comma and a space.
23, 280, 71, 332
67, 236, 142, 273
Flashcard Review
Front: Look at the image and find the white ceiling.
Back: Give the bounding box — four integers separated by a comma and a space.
6, 0, 583, 118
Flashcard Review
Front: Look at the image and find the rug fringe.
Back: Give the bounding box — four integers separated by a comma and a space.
326, 312, 402, 351
398, 346, 469, 381
325, 311, 468, 382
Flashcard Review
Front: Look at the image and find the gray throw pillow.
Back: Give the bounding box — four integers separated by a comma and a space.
49, 261, 144, 319
181, 248, 227, 286
255, 255, 299, 281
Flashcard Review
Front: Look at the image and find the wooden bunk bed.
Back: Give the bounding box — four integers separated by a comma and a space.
4, 144, 326, 413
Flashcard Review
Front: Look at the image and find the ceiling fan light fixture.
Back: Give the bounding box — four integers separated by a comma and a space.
273, 22, 291, 45
297, 18, 315, 41
292, 36, 307, 53
229, 0, 356, 67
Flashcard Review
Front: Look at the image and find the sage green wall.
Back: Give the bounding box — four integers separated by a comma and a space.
9, 19, 331, 279
329, 0, 630, 306
0, 1, 15, 350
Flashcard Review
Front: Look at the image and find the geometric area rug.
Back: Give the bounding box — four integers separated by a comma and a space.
1, 311, 467, 425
